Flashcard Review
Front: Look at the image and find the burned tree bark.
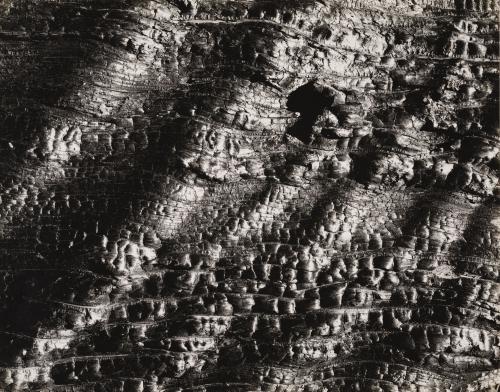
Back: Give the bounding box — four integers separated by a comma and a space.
0, 0, 499, 391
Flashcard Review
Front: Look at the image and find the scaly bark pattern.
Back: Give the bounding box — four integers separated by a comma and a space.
0, 0, 498, 391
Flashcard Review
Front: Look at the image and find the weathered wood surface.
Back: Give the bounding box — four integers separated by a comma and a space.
0, 0, 498, 390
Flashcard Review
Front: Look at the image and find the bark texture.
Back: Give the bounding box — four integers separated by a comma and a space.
0, 0, 499, 391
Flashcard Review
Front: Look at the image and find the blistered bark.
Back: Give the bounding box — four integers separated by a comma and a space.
0, 0, 498, 391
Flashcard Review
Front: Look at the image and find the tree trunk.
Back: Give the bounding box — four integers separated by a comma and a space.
0, 0, 498, 391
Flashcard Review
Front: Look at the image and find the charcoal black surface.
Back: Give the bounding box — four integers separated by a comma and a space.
0, 0, 499, 391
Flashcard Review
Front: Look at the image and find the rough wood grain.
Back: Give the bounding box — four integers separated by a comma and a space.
0, 0, 498, 391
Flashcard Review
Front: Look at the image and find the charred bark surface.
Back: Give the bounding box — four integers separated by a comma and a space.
0, 0, 499, 391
